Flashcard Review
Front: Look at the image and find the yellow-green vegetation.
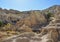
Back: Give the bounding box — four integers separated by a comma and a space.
2, 23, 12, 31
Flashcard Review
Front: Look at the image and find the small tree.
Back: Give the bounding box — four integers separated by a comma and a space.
46, 12, 54, 22
47, 12, 52, 19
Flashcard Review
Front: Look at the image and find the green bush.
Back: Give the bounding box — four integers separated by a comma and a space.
0, 21, 3, 26
47, 12, 53, 19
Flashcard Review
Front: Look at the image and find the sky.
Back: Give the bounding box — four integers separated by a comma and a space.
0, 0, 60, 11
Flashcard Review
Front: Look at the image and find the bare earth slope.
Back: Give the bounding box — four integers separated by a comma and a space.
0, 5, 60, 42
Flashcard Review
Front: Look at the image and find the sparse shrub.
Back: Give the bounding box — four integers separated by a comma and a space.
47, 12, 53, 19
2, 23, 12, 31
0, 21, 3, 27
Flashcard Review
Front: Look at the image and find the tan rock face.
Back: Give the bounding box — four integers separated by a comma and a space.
15, 13, 47, 31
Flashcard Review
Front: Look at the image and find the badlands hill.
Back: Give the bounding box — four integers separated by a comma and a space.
0, 5, 60, 42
